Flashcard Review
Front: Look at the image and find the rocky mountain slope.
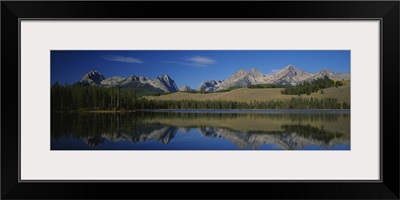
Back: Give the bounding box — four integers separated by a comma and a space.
80, 124, 349, 150
197, 80, 223, 92
198, 65, 350, 91
78, 65, 350, 94
179, 85, 192, 92
79, 70, 179, 93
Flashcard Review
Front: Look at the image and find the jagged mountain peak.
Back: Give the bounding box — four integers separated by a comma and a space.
278, 65, 301, 74
234, 69, 249, 76
151, 74, 178, 92
197, 80, 223, 92
277, 65, 309, 76
82, 70, 105, 79
279, 65, 297, 72
179, 85, 192, 92
159, 74, 173, 82
272, 65, 313, 85
285, 65, 295, 70
128, 74, 139, 78
81, 70, 106, 86
197, 65, 350, 91
78, 71, 178, 93
88, 70, 99, 74
158, 74, 172, 83
250, 68, 264, 77
138, 75, 149, 82
161, 74, 170, 78
122, 75, 139, 83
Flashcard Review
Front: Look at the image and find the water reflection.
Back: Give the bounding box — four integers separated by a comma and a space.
51, 111, 350, 150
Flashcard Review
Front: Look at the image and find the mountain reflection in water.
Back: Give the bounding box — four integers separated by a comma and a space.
51, 111, 350, 150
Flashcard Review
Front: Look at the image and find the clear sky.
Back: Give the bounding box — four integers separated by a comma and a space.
51, 50, 350, 89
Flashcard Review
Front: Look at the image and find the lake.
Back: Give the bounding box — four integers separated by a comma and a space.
51, 110, 350, 150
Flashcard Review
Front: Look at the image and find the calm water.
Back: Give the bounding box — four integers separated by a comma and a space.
51, 110, 350, 150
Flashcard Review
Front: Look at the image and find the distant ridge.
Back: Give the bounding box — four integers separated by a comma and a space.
179, 85, 192, 92
197, 65, 350, 91
76, 65, 350, 94
79, 71, 179, 93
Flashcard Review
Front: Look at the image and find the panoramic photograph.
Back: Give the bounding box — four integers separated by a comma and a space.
51, 50, 350, 150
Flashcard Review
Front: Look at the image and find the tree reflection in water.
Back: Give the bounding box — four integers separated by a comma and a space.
51, 111, 350, 150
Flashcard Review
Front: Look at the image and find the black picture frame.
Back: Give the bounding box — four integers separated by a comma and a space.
1, 1, 399, 199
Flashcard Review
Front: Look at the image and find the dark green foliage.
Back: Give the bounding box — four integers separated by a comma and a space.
52, 83, 347, 111
51, 112, 348, 144
134, 89, 164, 97
154, 92, 172, 96
281, 76, 345, 95
282, 124, 343, 144
341, 101, 350, 109
335, 80, 344, 88
51, 83, 138, 111
136, 97, 342, 110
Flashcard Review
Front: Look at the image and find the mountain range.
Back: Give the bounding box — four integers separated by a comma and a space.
80, 125, 349, 150
198, 65, 350, 92
179, 85, 192, 92
79, 70, 179, 93
77, 65, 350, 94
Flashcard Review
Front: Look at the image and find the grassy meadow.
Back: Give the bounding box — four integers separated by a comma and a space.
145, 81, 350, 104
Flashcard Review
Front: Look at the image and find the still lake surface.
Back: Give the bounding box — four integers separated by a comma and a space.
51, 110, 350, 150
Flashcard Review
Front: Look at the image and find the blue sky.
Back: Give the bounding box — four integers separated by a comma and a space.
51, 50, 350, 89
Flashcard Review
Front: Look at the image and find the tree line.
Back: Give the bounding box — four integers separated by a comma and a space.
51, 82, 137, 110
281, 75, 345, 95
51, 82, 350, 111
137, 98, 348, 110
52, 112, 347, 145
282, 124, 344, 144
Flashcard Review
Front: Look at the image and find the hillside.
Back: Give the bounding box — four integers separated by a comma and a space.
145, 81, 350, 103
78, 70, 179, 94
197, 65, 350, 92
73, 66, 349, 96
